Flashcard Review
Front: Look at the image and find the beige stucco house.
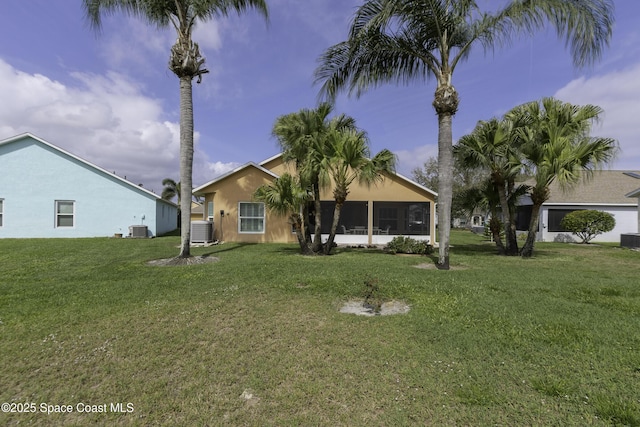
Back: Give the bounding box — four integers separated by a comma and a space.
192, 154, 437, 246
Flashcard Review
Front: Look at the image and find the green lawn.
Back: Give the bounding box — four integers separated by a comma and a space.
1, 231, 639, 426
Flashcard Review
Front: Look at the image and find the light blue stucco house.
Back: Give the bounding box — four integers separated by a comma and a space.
0, 133, 177, 238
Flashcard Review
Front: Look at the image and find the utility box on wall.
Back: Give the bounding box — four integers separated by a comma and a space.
191, 220, 214, 243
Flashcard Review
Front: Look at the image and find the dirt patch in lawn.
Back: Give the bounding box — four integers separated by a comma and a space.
146, 255, 219, 266
413, 262, 467, 270
340, 300, 410, 317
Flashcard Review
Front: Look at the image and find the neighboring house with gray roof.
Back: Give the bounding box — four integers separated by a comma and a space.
518, 171, 640, 242
626, 185, 640, 234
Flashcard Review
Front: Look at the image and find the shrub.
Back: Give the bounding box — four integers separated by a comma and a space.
560, 210, 615, 244
384, 236, 434, 255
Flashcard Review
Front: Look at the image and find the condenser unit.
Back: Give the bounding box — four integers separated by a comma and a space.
129, 225, 148, 238
191, 220, 214, 243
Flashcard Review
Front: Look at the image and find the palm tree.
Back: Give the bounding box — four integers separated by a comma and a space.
83, 0, 268, 259
162, 178, 181, 228
455, 118, 525, 255
272, 103, 357, 253
514, 98, 617, 257
458, 179, 505, 253
315, 0, 614, 269
253, 173, 313, 255
318, 127, 396, 254
161, 178, 180, 203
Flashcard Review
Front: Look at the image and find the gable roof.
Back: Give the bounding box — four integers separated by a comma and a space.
193, 162, 279, 195
542, 170, 640, 205
0, 132, 176, 206
258, 152, 438, 198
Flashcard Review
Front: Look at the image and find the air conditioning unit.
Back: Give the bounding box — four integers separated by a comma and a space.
129, 225, 148, 238
191, 220, 214, 243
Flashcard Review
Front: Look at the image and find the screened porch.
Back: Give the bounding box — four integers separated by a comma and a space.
318, 201, 432, 245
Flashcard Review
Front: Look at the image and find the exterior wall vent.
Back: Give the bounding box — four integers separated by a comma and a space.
129, 225, 148, 238
191, 220, 214, 243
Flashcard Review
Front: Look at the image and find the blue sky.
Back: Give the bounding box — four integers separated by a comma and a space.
1, 0, 639, 194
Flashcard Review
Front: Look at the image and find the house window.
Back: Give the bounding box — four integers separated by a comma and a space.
208, 201, 214, 221
55, 200, 75, 227
239, 202, 264, 233
0, 199, 3, 227
548, 209, 582, 232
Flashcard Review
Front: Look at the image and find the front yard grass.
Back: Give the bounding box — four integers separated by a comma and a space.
1, 231, 639, 426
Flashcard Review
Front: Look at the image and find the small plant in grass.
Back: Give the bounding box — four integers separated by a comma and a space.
560, 210, 615, 244
362, 277, 383, 314
384, 236, 433, 255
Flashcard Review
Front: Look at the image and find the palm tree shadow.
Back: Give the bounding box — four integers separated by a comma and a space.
201, 243, 257, 256
425, 241, 503, 267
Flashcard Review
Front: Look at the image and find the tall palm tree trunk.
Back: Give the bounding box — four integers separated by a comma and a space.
507, 180, 519, 254
312, 183, 323, 253
291, 214, 313, 255
324, 201, 343, 255
521, 187, 549, 258
488, 215, 505, 255
436, 112, 453, 269
301, 203, 312, 245
521, 202, 543, 258
178, 76, 194, 258
496, 181, 518, 255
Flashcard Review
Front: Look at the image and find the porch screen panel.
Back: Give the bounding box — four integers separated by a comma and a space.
374, 202, 430, 235
319, 201, 367, 234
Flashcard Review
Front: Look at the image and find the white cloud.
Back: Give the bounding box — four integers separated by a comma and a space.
193, 158, 240, 186
394, 144, 438, 177
193, 20, 223, 51
555, 63, 640, 169
0, 59, 232, 193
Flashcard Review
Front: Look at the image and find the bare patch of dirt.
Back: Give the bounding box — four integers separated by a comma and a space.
340, 300, 410, 316
146, 255, 219, 266
413, 263, 467, 270
240, 389, 260, 407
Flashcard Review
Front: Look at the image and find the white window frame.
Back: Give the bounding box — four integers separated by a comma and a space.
0, 198, 4, 227
55, 200, 75, 228
207, 201, 214, 222
238, 202, 265, 234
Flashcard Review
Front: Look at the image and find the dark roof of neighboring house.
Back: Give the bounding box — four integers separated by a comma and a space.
542, 170, 640, 205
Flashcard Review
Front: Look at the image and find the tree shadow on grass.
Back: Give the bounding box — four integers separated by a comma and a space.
275, 244, 387, 257
450, 242, 503, 257
202, 242, 257, 256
